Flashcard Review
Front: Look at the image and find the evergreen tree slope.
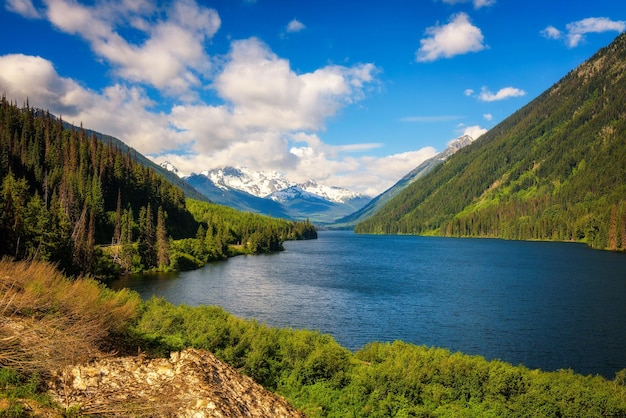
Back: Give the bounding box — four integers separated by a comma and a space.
356, 33, 626, 250
0, 97, 316, 277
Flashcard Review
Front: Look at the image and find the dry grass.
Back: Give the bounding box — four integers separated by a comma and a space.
0, 258, 140, 377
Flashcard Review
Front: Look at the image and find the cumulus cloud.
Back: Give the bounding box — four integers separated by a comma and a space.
540, 25, 561, 40
464, 88, 474, 96
0, 54, 191, 154
441, 0, 496, 9
286, 19, 305, 33
542, 17, 625, 48
416, 13, 486, 62
6, 0, 40, 18
0, 54, 91, 116
213, 38, 378, 133
462, 125, 487, 139
478, 86, 526, 102
3, 1, 405, 195
43, 0, 220, 96
288, 143, 437, 195
483, 113, 493, 121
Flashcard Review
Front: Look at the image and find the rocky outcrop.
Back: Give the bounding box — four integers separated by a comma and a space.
48, 349, 307, 417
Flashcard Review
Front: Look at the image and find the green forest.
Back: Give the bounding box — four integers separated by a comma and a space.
0, 96, 316, 278
1, 259, 625, 416
355, 33, 626, 251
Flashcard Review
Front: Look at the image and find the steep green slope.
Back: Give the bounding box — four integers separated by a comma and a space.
332, 135, 473, 228
356, 33, 626, 251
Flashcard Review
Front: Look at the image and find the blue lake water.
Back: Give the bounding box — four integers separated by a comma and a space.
110, 231, 626, 378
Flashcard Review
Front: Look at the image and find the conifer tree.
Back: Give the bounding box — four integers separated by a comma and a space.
156, 206, 169, 269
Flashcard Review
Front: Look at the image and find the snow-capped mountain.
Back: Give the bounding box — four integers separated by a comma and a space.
177, 166, 372, 224
297, 180, 365, 204
201, 167, 292, 197
159, 161, 180, 176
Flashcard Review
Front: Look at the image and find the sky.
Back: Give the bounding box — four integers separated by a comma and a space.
0, 0, 624, 196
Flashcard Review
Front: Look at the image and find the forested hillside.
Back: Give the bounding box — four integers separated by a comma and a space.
0, 97, 316, 278
356, 33, 626, 251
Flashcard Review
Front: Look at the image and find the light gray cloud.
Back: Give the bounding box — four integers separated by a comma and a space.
6, 0, 40, 18
286, 18, 305, 33
441, 0, 496, 9
416, 13, 486, 62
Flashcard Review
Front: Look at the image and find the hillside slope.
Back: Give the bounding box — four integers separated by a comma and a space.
355, 33, 626, 251
0, 98, 316, 277
333, 135, 474, 228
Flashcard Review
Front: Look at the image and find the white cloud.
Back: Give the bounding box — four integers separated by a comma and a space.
441, 0, 496, 9
6, 0, 41, 18
478, 86, 526, 102
288, 143, 438, 195
0, 54, 90, 115
464, 88, 474, 96
214, 38, 378, 133
483, 113, 493, 121
0, 54, 188, 154
43, 0, 220, 96
540, 25, 561, 40
542, 17, 625, 48
462, 125, 487, 139
286, 19, 305, 33
416, 13, 486, 62
472, 0, 496, 7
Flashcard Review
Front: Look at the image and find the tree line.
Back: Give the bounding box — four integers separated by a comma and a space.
0, 97, 316, 278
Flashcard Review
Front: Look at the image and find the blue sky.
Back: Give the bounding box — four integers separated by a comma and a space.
0, 0, 624, 195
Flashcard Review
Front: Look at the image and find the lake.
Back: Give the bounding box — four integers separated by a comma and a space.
110, 231, 626, 378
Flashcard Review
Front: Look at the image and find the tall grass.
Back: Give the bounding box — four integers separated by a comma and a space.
0, 258, 140, 377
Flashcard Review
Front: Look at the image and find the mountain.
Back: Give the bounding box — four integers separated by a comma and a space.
0, 98, 317, 277
68, 126, 209, 203
185, 172, 293, 219
355, 32, 626, 252
182, 166, 372, 223
332, 134, 474, 228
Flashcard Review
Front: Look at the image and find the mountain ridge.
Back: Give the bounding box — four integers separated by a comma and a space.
355, 32, 626, 252
163, 164, 372, 223
332, 134, 475, 228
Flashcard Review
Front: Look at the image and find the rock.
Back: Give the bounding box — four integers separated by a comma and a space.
48, 348, 307, 417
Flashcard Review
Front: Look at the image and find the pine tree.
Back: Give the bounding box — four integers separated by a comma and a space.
156, 206, 169, 269
138, 204, 156, 269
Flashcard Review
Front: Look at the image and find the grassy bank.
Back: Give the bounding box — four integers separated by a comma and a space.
1, 258, 625, 417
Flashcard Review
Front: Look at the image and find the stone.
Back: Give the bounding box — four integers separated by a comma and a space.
48, 348, 307, 417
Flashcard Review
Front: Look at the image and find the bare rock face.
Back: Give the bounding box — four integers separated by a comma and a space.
48, 348, 307, 417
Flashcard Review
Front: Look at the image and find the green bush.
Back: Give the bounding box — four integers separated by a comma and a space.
129, 299, 626, 417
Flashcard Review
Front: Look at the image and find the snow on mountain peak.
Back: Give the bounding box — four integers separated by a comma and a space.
159, 161, 181, 176
202, 167, 292, 197
199, 166, 368, 203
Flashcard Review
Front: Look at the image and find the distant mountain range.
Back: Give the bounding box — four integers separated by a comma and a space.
331, 134, 475, 228
162, 165, 372, 224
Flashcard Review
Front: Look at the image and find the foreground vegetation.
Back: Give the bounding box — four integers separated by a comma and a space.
1, 259, 625, 417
